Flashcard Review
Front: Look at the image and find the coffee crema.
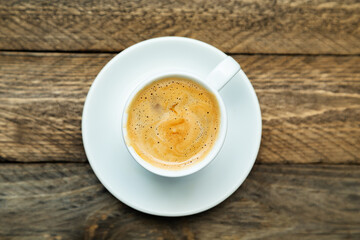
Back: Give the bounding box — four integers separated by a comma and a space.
126, 77, 220, 170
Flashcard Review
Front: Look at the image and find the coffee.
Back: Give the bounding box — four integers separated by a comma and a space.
126, 77, 220, 170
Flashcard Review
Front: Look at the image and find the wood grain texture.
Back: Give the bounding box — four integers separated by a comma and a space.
0, 52, 111, 162
235, 55, 360, 164
0, 52, 359, 163
0, 0, 359, 54
0, 163, 359, 239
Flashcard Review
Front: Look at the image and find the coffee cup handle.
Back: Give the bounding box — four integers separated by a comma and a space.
206, 56, 241, 91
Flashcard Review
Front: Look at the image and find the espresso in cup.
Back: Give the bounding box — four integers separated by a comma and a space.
126, 76, 220, 170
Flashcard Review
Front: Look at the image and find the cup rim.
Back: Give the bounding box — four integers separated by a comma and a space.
122, 71, 228, 177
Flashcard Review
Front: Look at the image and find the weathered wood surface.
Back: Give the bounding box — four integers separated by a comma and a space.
0, 52, 109, 162
239, 55, 360, 164
0, 0, 359, 54
0, 163, 358, 239
1, 52, 359, 163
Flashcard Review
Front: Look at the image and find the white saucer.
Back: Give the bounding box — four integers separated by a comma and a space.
82, 37, 262, 216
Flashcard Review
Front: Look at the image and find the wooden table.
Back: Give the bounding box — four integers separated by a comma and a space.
1, 0, 359, 239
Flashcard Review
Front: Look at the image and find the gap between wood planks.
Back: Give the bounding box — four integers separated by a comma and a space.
1, 49, 360, 57
0, 161, 359, 166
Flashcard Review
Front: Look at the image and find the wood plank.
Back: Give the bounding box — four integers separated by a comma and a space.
236, 55, 360, 164
0, 52, 111, 162
0, 52, 359, 163
0, 0, 359, 54
0, 163, 359, 239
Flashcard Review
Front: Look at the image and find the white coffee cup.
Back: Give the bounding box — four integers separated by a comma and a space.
122, 56, 240, 177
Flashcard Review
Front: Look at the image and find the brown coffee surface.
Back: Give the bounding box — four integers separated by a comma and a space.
126, 77, 220, 170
